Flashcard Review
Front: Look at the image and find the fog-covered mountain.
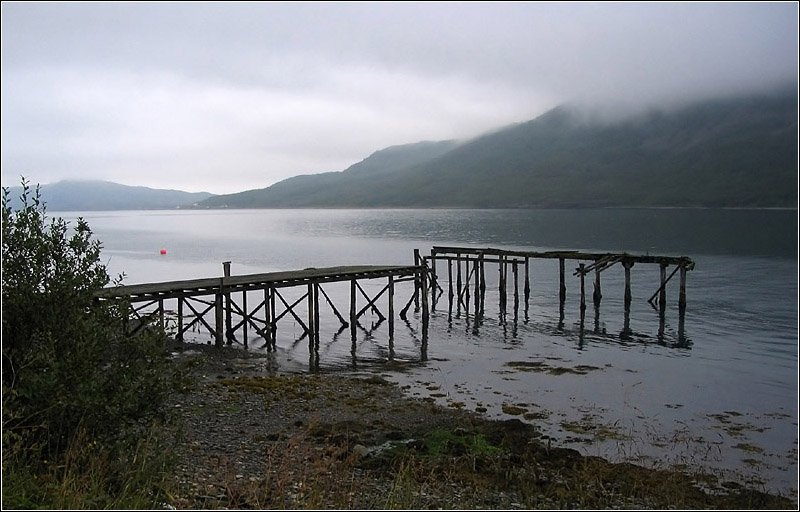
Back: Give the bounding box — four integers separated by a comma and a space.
3, 180, 214, 211
198, 91, 798, 209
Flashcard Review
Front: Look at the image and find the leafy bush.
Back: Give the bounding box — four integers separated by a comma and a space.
2, 179, 176, 507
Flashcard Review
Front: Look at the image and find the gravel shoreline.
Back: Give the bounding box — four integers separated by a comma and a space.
165, 344, 795, 509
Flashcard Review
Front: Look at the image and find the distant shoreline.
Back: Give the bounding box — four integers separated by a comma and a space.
47, 205, 799, 213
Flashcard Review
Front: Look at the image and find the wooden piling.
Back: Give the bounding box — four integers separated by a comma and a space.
499, 254, 506, 314
269, 285, 277, 347
679, 264, 687, 311
473, 257, 480, 318
524, 257, 530, 305
579, 263, 586, 312
264, 288, 272, 350
447, 258, 454, 316
456, 252, 462, 314
414, 249, 421, 312
479, 252, 486, 315
313, 283, 320, 348
242, 290, 248, 349
214, 285, 224, 347
388, 275, 395, 340
559, 257, 566, 307
513, 260, 519, 320
421, 265, 429, 344
223, 261, 233, 344
177, 295, 184, 342
430, 249, 437, 291
350, 279, 357, 342
593, 266, 602, 306
158, 298, 165, 333
659, 263, 668, 313
623, 260, 634, 310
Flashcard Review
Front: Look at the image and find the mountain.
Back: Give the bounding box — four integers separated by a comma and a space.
198, 90, 798, 209
3, 180, 214, 211
198, 140, 460, 208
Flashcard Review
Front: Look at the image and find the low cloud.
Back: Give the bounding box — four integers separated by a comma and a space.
2, 2, 796, 193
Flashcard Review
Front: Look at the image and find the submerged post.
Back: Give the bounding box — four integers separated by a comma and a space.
579, 263, 586, 312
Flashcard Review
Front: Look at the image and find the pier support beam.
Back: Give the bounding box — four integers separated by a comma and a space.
659, 263, 668, 314
579, 263, 586, 312
679, 264, 687, 312
214, 286, 224, 347
623, 260, 634, 311
559, 257, 566, 307
593, 266, 602, 306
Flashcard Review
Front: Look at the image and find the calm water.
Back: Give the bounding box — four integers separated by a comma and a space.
64, 208, 798, 496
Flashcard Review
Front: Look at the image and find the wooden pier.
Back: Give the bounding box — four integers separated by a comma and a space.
95, 263, 429, 351
95, 246, 694, 353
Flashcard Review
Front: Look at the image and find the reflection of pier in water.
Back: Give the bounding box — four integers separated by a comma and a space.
94, 246, 695, 361
426, 246, 695, 349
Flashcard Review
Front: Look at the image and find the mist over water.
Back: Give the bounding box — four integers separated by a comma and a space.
65, 208, 798, 496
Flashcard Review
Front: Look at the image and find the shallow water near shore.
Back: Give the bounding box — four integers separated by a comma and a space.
63, 207, 798, 497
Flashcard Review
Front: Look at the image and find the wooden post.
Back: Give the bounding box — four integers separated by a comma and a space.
447, 258, 454, 317
593, 265, 602, 306
499, 254, 506, 314
223, 261, 233, 344
464, 254, 470, 314
177, 295, 184, 342
479, 252, 486, 314
421, 265, 429, 345
524, 256, 530, 307
350, 279, 357, 342
559, 257, 566, 308
456, 252, 462, 314
430, 249, 437, 291
513, 260, 519, 321
414, 249, 420, 312
679, 264, 687, 312
623, 260, 633, 311
269, 285, 277, 348
242, 290, 248, 349
579, 263, 586, 312
214, 283, 224, 347
473, 258, 480, 318
659, 263, 668, 313
314, 284, 321, 347
158, 298, 165, 333
307, 283, 315, 348
388, 275, 395, 341
264, 287, 272, 350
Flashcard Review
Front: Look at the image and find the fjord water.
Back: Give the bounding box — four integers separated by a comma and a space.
67, 208, 798, 496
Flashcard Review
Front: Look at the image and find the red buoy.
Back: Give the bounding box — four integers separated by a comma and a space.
160, 248, 167, 255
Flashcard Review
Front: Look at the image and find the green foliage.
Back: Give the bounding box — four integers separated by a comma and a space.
2, 178, 176, 507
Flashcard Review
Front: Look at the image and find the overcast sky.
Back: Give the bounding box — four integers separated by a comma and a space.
1, 2, 797, 194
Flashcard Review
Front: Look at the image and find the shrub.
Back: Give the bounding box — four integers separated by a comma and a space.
2, 178, 176, 507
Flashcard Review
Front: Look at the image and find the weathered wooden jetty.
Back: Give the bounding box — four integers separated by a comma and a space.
95, 246, 694, 352
425, 246, 695, 315
95, 261, 429, 350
